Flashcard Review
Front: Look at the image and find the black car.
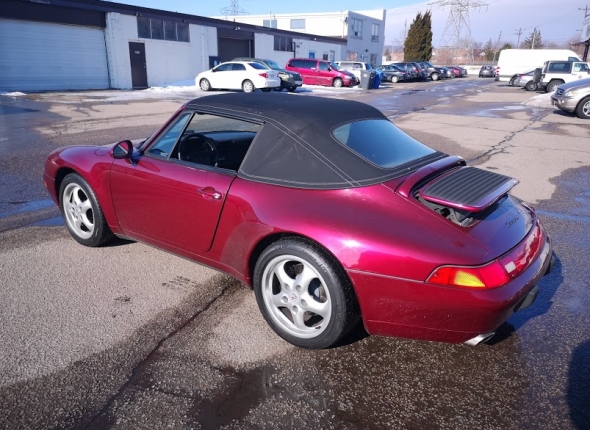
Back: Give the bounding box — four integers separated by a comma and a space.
377, 64, 408, 83
418, 61, 448, 81
233, 57, 303, 92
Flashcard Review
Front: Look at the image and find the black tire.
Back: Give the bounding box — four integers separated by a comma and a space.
332, 78, 343, 88
545, 80, 563, 93
199, 79, 211, 92
253, 238, 359, 349
261, 88, 272, 92
59, 173, 113, 247
287, 86, 297, 92
576, 96, 590, 119
525, 81, 537, 91
431, 72, 440, 81
508, 76, 516, 86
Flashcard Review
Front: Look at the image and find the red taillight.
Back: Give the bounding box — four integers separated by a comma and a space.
259, 72, 268, 78
427, 261, 510, 289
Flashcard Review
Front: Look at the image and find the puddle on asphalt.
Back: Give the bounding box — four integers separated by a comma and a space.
0, 199, 54, 219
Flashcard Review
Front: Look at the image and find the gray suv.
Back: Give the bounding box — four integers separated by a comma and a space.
233, 57, 303, 92
551, 77, 590, 119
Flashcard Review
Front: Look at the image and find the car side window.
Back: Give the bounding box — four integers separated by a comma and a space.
574, 63, 588, 72
215, 63, 233, 72
147, 112, 193, 158
171, 113, 262, 171
319, 62, 329, 71
232, 63, 246, 71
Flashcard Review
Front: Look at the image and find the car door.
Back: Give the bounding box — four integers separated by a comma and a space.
317, 61, 332, 85
231, 63, 248, 89
109, 110, 235, 255
573, 62, 590, 80
208, 63, 234, 89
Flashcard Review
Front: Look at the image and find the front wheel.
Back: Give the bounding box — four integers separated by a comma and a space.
332, 78, 343, 88
509, 76, 516, 86
199, 79, 211, 91
391, 76, 399, 83
261, 88, 272, 92
287, 86, 297, 92
576, 96, 590, 119
242, 80, 255, 93
431, 72, 439, 81
253, 238, 359, 349
59, 173, 113, 247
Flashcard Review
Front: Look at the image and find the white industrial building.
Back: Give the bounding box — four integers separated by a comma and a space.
0, 0, 347, 91
215, 10, 386, 66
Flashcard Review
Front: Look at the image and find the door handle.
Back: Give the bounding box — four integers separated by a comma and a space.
197, 187, 222, 200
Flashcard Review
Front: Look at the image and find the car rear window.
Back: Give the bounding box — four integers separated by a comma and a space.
249, 62, 267, 70
332, 119, 435, 168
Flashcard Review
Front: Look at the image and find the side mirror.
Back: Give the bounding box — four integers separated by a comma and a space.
211, 68, 217, 72
113, 140, 133, 159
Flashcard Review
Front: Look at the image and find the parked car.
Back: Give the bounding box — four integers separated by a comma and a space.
233, 57, 302, 92
376, 64, 408, 83
551, 77, 590, 119
479, 65, 495, 78
285, 58, 359, 87
44, 93, 553, 349
334, 61, 372, 80
195, 61, 280, 93
539, 60, 590, 93
513, 69, 536, 90
444, 66, 462, 78
440, 66, 454, 79
419, 61, 448, 81
452, 65, 468, 77
393, 62, 420, 80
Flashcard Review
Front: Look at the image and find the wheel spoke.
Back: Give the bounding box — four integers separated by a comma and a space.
295, 265, 317, 290
271, 292, 285, 309
80, 212, 94, 232
71, 187, 83, 205
80, 199, 92, 212
74, 217, 83, 230
273, 264, 294, 291
292, 307, 307, 330
300, 290, 330, 318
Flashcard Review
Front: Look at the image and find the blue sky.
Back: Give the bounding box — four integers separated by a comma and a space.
111, 0, 588, 47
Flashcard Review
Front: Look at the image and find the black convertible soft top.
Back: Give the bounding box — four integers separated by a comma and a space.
186, 93, 445, 189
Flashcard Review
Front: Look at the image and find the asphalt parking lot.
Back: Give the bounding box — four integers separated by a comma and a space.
1, 77, 589, 429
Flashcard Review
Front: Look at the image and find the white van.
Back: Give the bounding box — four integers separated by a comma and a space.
495, 49, 581, 84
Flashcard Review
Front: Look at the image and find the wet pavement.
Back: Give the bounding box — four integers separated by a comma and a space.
1, 78, 589, 429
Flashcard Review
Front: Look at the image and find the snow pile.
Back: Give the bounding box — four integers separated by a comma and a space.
1, 92, 26, 96
523, 92, 554, 109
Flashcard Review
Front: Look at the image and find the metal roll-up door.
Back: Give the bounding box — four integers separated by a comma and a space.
0, 18, 109, 91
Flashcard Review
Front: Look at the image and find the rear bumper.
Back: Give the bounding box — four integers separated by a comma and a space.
348, 223, 553, 344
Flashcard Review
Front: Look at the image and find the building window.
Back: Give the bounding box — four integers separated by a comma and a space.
290, 19, 305, 29
309, 51, 315, 59
274, 35, 293, 52
370, 54, 377, 65
263, 19, 277, 28
346, 51, 358, 60
350, 18, 363, 38
372, 23, 379, 42
137, 16, 190, 42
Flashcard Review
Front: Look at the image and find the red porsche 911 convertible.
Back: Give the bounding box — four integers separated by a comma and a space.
44, 93, 553, 349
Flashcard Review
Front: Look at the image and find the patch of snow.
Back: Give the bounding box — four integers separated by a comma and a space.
1, 92, 26, 96
523, 92, 554, 109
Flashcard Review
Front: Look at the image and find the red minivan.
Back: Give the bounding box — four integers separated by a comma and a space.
285, 58, 359, 87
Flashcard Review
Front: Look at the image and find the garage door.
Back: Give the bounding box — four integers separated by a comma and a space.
0, 19, 109, 91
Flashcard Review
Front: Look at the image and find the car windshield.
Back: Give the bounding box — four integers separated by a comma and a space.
264, 60, 282, 70
423, 61, 434, 67
332, 119, 435, 168
330, 62, 340, 70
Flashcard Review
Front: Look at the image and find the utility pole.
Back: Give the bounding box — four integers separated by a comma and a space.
493, 30, 502, 63
579, 6, 589, 17
531, 27, 536, 49
515, 28, 523, 47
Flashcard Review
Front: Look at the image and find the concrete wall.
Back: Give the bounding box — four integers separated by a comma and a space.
105, 13, 217, 89
253, 33, 342, 66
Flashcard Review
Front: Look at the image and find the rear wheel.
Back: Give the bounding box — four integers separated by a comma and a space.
261, 88, 272, 92
508, 76, 516, 86
525, 81, 537, 91
332, 78, 343, 88
391, 75, 399, 83
59, 173, 113, 247
287, 86, 297, 92
199, 79, 211, 91
253, 238, 359, 349
431, 72, 439, 81
242, 80, 255, 93
545, 80, 563, 93
576, 96, 590, 119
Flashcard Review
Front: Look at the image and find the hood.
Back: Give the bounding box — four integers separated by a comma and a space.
557, 76, 590, 92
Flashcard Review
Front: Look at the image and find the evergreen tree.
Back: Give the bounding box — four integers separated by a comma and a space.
403, 11, 433, 61
483, 39, 495, 61
522, 29, 543, 49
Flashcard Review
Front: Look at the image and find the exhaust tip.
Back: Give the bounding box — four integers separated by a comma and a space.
464, 332, 495, 346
